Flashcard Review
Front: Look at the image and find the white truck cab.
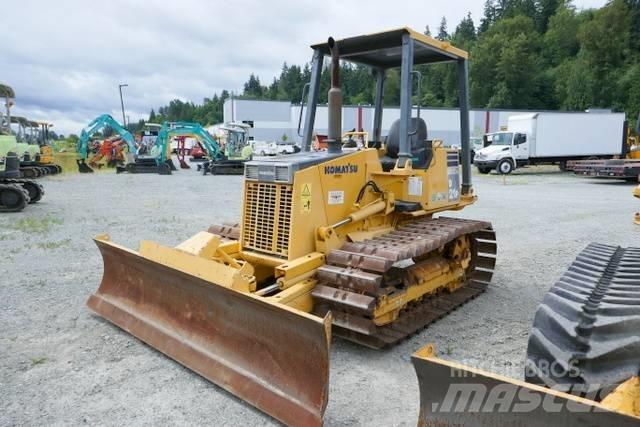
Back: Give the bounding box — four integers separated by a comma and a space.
474, 131, 528, 174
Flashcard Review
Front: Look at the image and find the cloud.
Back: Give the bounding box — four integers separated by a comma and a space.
3, 0, 607, 135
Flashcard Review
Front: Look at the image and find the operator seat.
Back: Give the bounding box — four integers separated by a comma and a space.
381, 117, 432, 171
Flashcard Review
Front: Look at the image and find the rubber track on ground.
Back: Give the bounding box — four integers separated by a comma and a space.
0, 183, 30, 212
526, 242, 640, 397
3, 178, 45, 203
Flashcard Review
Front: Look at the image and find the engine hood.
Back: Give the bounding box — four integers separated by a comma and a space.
476, 145, 511, 157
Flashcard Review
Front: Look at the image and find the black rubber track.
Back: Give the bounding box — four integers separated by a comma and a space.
2, 178, 45, 204
0, 184, 30, 212
525, 243, 640, 399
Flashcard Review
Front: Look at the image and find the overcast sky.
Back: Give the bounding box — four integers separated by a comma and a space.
3, 0, 607, 135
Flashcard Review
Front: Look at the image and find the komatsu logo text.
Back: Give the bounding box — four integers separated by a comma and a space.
324, 164, 358, 174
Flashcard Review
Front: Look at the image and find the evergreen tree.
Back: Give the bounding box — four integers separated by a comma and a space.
437, 16, 449, 40
453, 12, 477, 51
537, 0, 561, 31
479, 0, 497, 33
243, 74, 264, 98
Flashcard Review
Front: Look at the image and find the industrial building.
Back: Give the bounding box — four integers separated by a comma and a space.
223, 98, 553, 146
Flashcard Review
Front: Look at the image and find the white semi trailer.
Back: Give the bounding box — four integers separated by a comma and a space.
474, 112, 626, 174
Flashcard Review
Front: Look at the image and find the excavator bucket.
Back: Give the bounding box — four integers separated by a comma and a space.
87, 236, 331, 426
411, 345, 640, 426
76, 158, 94, 173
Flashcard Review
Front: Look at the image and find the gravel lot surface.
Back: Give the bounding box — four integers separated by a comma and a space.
1, 163, 637, 426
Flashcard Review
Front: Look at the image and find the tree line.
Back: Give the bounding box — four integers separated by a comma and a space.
139, 0, 640, 131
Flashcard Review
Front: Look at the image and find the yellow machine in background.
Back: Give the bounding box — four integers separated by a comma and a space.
341, 130, 369, 150
626, 126, 640, 159
86, 28, 496, 425
36, 121, 55, 164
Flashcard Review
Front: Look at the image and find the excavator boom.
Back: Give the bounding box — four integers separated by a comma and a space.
154, 121, 223, 162
76, 114, 137, 173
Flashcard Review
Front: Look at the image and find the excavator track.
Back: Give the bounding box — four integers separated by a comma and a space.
21, 165, 50, 178
313, 216, 497, 348
200, 160, 245, 175
1, 178, 44, 204
0, 183, 30, 212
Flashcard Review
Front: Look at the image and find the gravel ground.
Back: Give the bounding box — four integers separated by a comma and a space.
1, 163, 637, 426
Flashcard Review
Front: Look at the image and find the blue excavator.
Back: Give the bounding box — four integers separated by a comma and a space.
149, 121, 221, 168
152, 121, 250, 175
77, 116, 250, 175
198, 122, 253, 175
77, 114, 176, 174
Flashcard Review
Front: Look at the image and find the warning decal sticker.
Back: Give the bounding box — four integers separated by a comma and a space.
301, 184, 312, 213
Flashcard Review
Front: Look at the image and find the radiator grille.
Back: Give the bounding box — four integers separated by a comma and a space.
275, 165, 290, 182
245, 164, 259, 180
242, 182, 292, 257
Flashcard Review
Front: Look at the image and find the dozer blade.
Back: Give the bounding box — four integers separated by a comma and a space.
76, 159, 94, 173
411, 345, 640, 426
88, 237, 331, 426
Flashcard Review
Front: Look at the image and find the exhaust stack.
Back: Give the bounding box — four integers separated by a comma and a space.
326, 37, 342, 154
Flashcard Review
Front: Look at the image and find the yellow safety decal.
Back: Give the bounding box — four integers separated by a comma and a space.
301, 184, 312, 213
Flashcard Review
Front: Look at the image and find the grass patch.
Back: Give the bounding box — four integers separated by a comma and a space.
31, 357, 48, 366
37, 239, 71, 250
11, 215, 64, 234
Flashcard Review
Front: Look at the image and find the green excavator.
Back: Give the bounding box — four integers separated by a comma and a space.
0, 83, 44, 212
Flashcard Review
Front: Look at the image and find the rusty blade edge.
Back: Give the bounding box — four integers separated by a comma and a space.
88, 239, 331, 427
87, 294, 329, 427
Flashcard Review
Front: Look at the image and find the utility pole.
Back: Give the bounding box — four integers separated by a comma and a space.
119, 84, 128, 126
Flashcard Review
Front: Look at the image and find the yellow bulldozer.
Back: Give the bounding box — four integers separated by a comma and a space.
86, 28, 497, 425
